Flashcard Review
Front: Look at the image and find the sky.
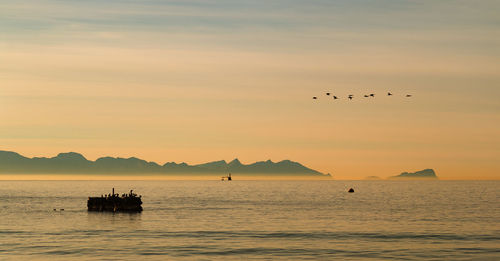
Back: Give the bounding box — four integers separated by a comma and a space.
1, 0, 499, 179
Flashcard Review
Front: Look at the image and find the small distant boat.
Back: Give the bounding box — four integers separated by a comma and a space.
221, 173, 232, 181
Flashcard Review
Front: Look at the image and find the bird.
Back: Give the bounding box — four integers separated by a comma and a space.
348, 95, 353, 100
364, 95, 369, 98
326, 92, 330, 96
406, 94, 412, 97
370, 94, 375, 97
388, 92, 393, 96
313, 97, 317, 99
333, 96, 338, 99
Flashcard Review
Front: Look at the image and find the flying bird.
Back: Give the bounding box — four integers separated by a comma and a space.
406, 94, 412, 97
348, 95, 353, 100
364, 95, 369, 98
313, 96, 317, 99
326, 92, 331, 96
370, 94, 375, 97
333, 96, 338, 99
388, 92, 393, 96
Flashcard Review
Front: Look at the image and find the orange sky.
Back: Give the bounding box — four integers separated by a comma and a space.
1, 1, 499, 179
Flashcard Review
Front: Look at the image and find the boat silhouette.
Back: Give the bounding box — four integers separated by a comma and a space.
87, 188, 142, 212
221, 173, 232, 181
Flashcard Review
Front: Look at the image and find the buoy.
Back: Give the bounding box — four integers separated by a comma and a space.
348, 188, 354, 193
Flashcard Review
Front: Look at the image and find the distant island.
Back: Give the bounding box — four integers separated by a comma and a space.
389, 169, 438, 180
364, 176, 383, 180
0, 150, 330, 177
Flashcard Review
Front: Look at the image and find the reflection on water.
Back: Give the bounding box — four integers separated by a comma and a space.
0, 180, 498, 260
87, 212, 142, 227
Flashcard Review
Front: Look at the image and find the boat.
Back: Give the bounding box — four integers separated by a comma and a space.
221, 173, 232, 181
87, 188, 142, 212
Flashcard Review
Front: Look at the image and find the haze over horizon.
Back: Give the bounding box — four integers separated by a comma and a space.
1, 0, 499, 180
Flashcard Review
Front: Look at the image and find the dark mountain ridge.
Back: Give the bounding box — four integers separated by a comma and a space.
0, 150, 328, 177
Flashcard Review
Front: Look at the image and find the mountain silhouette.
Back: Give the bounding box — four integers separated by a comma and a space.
0, 150, 328, 177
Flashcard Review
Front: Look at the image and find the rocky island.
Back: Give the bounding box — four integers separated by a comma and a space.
390, 169, 438, 179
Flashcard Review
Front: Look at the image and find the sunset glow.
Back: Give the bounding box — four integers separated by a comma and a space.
1, 0, 499, 179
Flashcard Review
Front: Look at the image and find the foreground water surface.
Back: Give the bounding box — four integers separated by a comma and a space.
0, 180, 498, 260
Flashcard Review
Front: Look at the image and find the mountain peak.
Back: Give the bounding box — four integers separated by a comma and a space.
55, 152, 87, 161
0, 150, 27, 161
194, 160, 227, 170
0, 150, 24, 157
228, 158, 242, 165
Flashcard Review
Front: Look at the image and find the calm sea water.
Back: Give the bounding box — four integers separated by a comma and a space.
0, 180, 498, 260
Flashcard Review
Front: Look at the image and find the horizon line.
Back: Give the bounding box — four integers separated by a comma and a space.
0, 174, 497, 181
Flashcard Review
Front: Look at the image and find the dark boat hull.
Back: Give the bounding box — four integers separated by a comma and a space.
87, 197, 143, 212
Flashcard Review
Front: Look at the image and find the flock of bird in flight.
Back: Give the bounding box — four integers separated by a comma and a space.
312, 92, 412, 100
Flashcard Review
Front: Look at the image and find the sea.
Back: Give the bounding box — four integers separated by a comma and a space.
0, 180, 498, 260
